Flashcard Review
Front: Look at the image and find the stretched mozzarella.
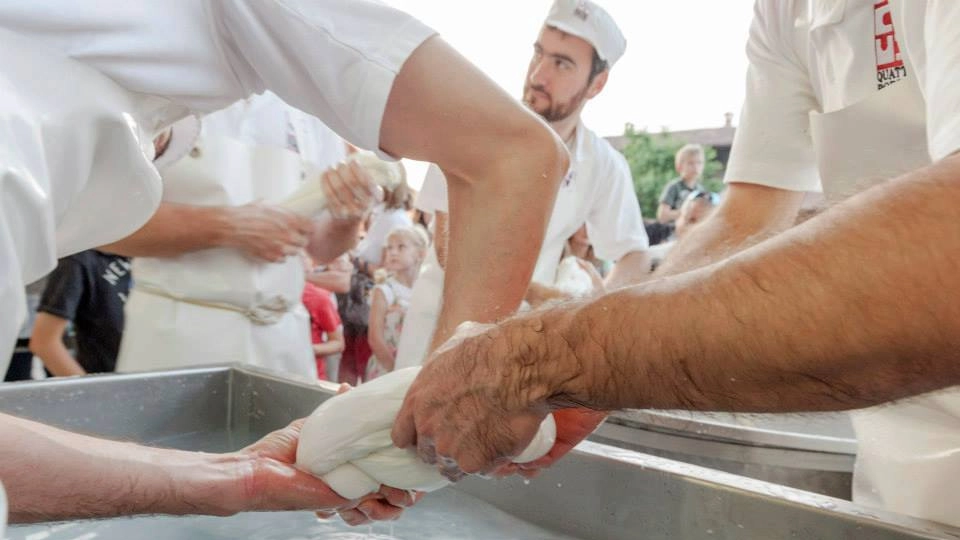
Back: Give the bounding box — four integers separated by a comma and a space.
296, 367, 556, 499
280, 150, 404, 217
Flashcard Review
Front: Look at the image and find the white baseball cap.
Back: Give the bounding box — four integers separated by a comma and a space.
544, 0, 626, 67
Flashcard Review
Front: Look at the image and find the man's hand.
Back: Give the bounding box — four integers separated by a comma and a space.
225, 203, 315, 262
320, 161, 381, 221
238, 418, 418, 525
391, 320, 588, 479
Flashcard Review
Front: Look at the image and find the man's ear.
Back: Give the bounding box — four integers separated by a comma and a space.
586, 69, 609, 100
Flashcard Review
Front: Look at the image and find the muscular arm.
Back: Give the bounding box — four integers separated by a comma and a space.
541, 155, 960, 413
380, 37, 568, 349
394, 155, 960, 474
28, 313, 84, 377
655, 182, 805, 276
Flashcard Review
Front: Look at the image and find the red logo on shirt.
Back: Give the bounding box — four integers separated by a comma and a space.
874, 0, 906, 90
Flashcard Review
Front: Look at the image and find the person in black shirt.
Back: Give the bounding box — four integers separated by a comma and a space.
656, 144, 706, 224
29, 250, 131, 376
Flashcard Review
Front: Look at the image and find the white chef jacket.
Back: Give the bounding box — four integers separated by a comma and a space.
395, 121, 647, 368
0, 1, 435, 160
724, 0, 960, 527
0, 1, 435, 370
725, 0, 960, 190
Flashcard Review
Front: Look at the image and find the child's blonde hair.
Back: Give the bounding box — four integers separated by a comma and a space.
375, 225, 430, 284
674, 143, 705, 168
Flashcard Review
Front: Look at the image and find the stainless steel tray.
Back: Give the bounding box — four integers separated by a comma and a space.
2, 365, 956, 540
595, 409, 855, 498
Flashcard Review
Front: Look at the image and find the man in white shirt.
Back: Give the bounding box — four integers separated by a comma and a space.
396, 0, 649, 368
393, 2, 960, 528
0, 0, 568, 525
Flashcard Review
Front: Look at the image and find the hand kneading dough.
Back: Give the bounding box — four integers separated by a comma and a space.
296, 367, 557, 499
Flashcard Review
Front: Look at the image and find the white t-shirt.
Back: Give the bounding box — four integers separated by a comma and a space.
725, 0, 960, 192
417, 121, 648, 285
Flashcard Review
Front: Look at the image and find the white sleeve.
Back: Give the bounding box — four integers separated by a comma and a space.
585, 150, 649, 262
415, 164, 449, 213
917, 1, 960, 161
0, 1, 435, 157
212, 0, 436, 158
724, 0, 821, 192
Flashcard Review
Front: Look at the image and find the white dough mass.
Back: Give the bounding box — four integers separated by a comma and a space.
280, 150, 405, 217
295, 367, 556, 499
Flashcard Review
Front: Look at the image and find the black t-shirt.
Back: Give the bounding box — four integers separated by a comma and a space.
660, 178, 704, 210
38, 250, 131, 373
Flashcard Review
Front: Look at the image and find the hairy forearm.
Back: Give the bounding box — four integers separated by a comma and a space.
100, 203, 235, 257
307, 216, 363, 264
3, 414, 249, 522
537, 156, 960, 413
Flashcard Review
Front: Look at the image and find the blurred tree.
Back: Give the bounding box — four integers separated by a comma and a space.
620, 126, 724, 219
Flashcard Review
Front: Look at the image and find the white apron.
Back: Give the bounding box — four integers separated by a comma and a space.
809, 75, 960, 525
116, 136, 316, 379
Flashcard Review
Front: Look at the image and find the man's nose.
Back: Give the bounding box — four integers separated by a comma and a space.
529, 59, 549, 87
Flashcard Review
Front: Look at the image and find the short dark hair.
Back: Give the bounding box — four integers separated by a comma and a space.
588, 48, 608, 83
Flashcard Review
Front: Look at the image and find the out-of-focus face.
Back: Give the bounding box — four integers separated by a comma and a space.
523, 26, 605, 123
384, 234, 420, 272
676, 153, 705, 182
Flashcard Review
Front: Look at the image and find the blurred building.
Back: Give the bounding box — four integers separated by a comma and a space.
605, 112, 736, 167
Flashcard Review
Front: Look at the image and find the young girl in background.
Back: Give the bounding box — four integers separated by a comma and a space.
366, 225, 428, 381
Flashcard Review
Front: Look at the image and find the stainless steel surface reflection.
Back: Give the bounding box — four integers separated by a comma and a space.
1, 365, 958, 540
13, 488, 580, 540
594, 409, 856, 498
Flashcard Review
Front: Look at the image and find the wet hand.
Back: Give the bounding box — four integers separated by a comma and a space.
238, 418, 419, 523
391, 322, 551, 480
227, 202, 314, 262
